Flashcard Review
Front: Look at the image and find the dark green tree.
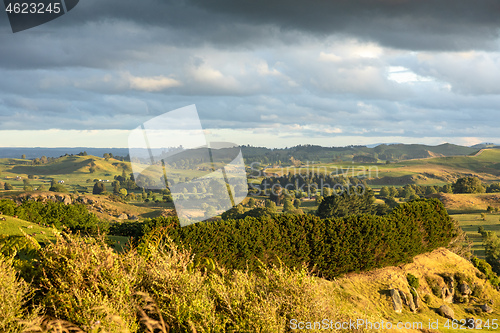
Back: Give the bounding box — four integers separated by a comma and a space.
487, 183, 500, 193
265, 199, 277, 213
379, 186, 390, 198
389, 186, 398, 197
112, 181, 120, 194
248, 197, 256, 208
221, 204, 245, 220
93, 181, 106, 194
440, 184, 453, 193
283, 198, 294, 213
452, 177, 485, 194
316, 186, 376, 219
293, 198, 301, 208
269, 185, 284, 206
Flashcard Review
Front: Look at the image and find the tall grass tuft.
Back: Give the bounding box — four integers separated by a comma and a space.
0, 254, 31, 332
1, 229, 352, 332
33, 233, 141, 332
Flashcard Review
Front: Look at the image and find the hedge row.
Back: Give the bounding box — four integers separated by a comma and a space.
127, 198, 457, 279
0, 199, 106, 234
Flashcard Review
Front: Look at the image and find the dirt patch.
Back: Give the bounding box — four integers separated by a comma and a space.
439, 193, 500, 210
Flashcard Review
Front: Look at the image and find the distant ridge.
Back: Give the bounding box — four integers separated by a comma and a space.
0, 147, 129, 159
365, 142, 403, 148
0, 143, 483, 161
470, 142, 500, 149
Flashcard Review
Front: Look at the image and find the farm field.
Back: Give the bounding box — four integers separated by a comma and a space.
264, 148, 500, 185
451, 212, 500, 259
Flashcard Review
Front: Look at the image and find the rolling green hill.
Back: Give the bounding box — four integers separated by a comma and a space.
266, 148, 500, 186
0, 215, 57, 243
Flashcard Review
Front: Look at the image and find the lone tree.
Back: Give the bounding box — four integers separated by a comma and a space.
379, 186, 390, 198
93, 181, 106, 194
317, 186, 376, 219
283, 197, 294, 213
452, 177, 485, 194
269, 185, 285, 206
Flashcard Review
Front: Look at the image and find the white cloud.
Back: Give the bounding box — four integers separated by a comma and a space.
128, 74, 182, 92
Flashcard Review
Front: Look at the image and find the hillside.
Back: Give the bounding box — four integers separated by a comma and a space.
329, 247, 500, 332
2, 155, 131, 176
265, 148, 500, 186
0, 215, 57, 243
11, 192, 172, 222
241, 143, 480, 164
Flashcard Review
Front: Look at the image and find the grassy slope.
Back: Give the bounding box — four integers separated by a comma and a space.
0, 155, 131, 193
0, 214, 131, 252
0, 215, 57, 243
265, 149, 500, 185
330, 248, 500, 332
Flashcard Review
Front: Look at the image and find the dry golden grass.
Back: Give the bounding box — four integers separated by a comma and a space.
3, 229, 499, 333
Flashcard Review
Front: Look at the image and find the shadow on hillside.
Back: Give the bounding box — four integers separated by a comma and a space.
448, 209, 485, 214
139, 211, 164, 219
377, 289, 392, 297
9, 157, 93, 175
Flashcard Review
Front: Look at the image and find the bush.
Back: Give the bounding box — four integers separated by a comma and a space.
0, 199, 106, 235
454, 272, 469, 286
407, 273, 420, 289
34, 234, 140, 332
93, 181, 106, 194
49, 184, 67, 193
0, 255, 31, 332
471, 256, 500, 287
425, 275, 442, 298
138, 199, 456, 279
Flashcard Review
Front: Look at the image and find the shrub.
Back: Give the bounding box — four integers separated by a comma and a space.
454, 272, 469, 286
0, 255, 31, 332
472, 284, 483, 298
33, 234, 140, 332
136, 199, 457, 279
407, 273, 420, 289
471, 256, 500, 287
425, 275, 442, 298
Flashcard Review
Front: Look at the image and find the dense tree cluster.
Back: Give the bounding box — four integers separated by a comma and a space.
111, 199, 456, 279
452, 177, 486, 194
377, 177, 497, 199
316, 186, 377, 218
260, 173, 368, 197
0, 199, 105, 234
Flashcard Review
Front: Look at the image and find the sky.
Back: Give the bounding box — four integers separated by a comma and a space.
1, 0, 500, 148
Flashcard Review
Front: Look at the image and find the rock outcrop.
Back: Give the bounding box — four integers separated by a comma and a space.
438, 304, 455, 320
390, 288, 403, 313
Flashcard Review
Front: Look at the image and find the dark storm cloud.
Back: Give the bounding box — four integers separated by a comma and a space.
1, 0, 500, 145
187, 0, 500, 51
3, 0, 500, 52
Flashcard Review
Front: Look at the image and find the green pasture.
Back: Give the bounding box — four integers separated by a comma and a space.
452, 212, 500, 259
